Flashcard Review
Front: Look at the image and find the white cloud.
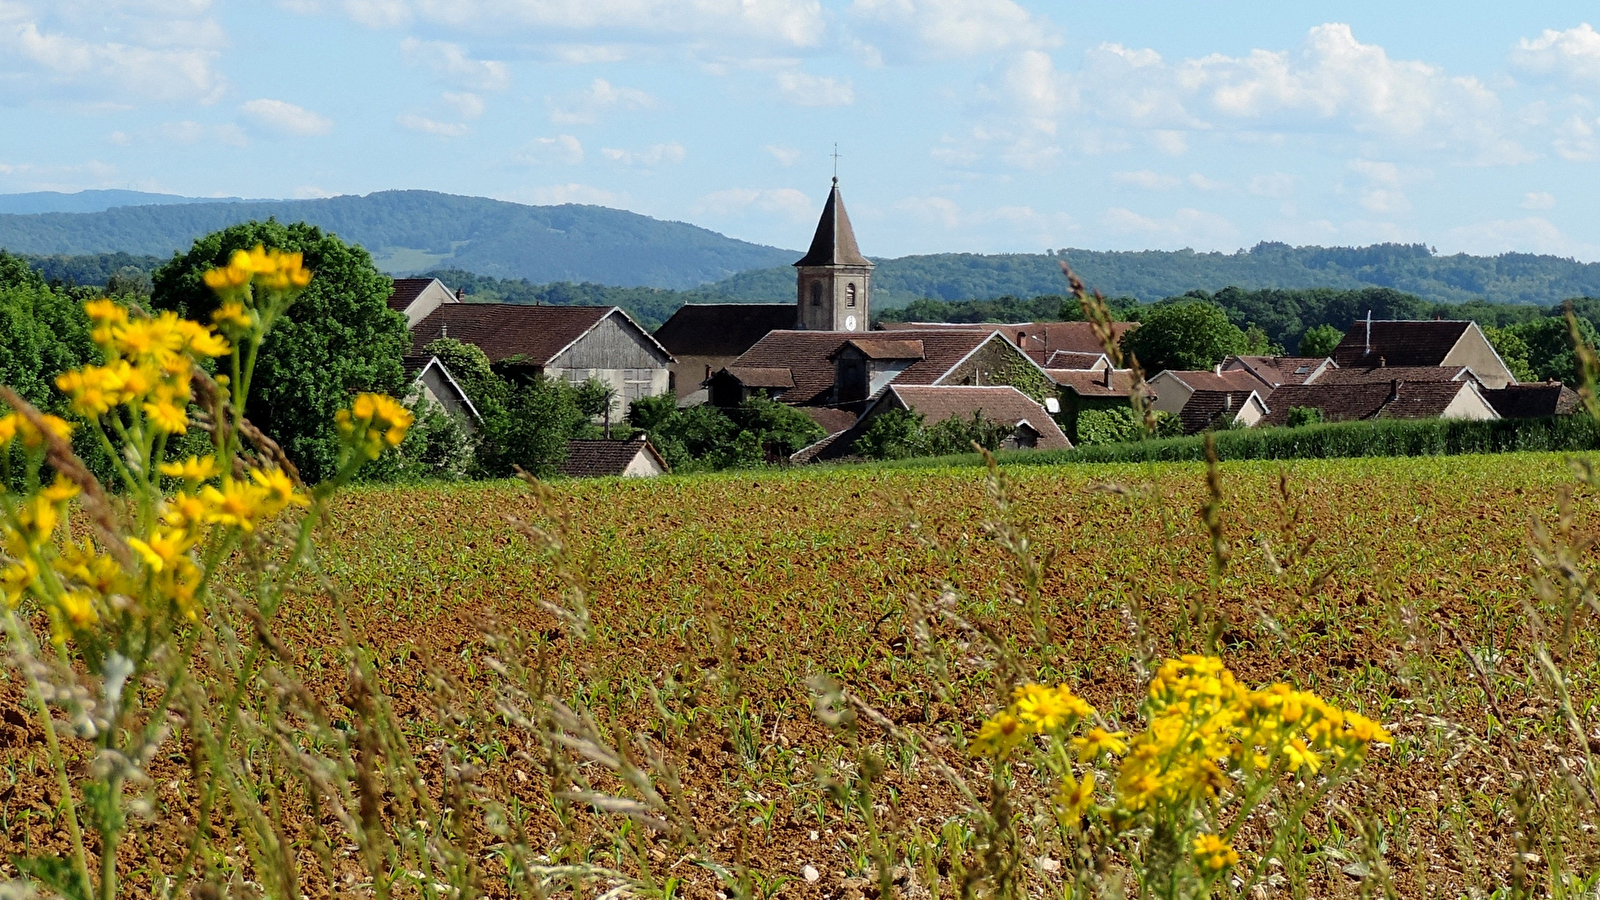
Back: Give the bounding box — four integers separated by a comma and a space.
549, 78, 656, 124
692, 187, 813, 221
1513, 24, 1600, 84
1187, 173, 1227, 191
1151, 130, 1188, 156
400, 38, 510, 91
1112, 170, 1180, 190
517, 134, 585, 165
765, 145, 802, 166
316, 0, 826, 48
1247, 172, 1295, 199
849, 0, 1057, 60
0, 2, 227, 105
522, 183, 624, 206
293, 185, 337, 199
1443, 217, 1600, 261
775, 70, 854, 106
1554, 114, 1600, 161
1522, 191, 1556, 210
159, 120, 248, 147
240, 99, 334, 136
397, 114, 468, 136
1103, 206, 1238, 249
601, 142, 686, 166
441, 91, 484, 119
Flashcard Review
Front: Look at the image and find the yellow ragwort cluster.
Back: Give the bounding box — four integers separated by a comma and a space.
55, 299, 229, 435
971, 682, 1096, 757
1116, 655, 1392, 812
203, 244, 313, 338
336, 392, 414, 460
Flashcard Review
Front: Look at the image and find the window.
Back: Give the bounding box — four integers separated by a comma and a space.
623, 368, 654, 401
810, 281, 824, 306
846, 283, 857, 307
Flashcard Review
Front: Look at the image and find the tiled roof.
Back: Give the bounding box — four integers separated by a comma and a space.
1482, 383, 1580, 418
1155, 369, 1272, 393
410, 304, 615, 365
1331, 320, 1472, 368
794, 181, 872, 267
387, 277, 437, 311
1045, 350, 1109, 369
725, 366, 794, 389
1259, 381, 1475, 425
885, 385, 1072, 450
1222, 355, 1328, 387
558, 438, 668, 478
1049, 369, 1149, 398
1179, 390, 1260, 435
836, 338, 924, 360
801, 407, 859, 434
652, 303, 796, 358
1311, 365, 1474, 385
879, 320, 1136, 362
729, 328, 997, 405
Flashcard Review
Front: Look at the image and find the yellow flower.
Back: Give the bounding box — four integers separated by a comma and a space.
1054, 772, 1096, 825
84, 298, 128, 324
159, 455, 221, 483
128, 528, 192, 573
1193, 834, 1239, 871
160, 491, 210, 532
1, 558, 39, 607
178, 319, 230, 357
200, 480, 267, 532
971, 711, 1027, 758
8, 412, 73, 449
212, 300, 254, 332
249, 466, 307, 512
56, 590, 99, 630
143, 400, 189, 434
1072, 727, 1129, 762
1341, 712, 1391, 746
1282, 737, 1321, 773
336, 392, 414, 459
1012, 683, 1093, 733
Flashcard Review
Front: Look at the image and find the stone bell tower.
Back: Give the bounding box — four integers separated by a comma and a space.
794, 177, 873, 333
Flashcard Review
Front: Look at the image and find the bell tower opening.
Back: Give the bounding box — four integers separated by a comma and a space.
794, 176, 873, 332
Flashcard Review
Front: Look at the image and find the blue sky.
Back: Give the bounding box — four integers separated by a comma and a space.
3, 2, 1600, 261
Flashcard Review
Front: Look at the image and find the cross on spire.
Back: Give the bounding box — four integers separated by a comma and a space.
831, 143, 841, 183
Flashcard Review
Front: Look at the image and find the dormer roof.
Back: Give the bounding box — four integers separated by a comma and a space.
794, 179, 872, 268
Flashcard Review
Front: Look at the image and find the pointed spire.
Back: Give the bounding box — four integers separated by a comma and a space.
794, 179, 872, 268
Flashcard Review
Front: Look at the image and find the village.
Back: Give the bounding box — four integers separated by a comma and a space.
392, 179, 1577, 477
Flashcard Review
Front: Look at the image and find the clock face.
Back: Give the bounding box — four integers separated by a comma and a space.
845, 315, 858, 332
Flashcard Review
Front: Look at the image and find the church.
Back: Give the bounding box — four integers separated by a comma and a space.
652, 177, 875, 402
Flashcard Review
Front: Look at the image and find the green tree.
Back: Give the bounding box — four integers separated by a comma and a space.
1118, 301, 1254, 373
854, 408, 926, 460
1285, 406, 1324, 428
1075, 407, 1143, 445
1297, 324, 1343, 358
729, 395, 825, 461
151, 221, 409, 482
1482, 326, 1537, 383
478, 375, 588, 477
1506, 317, 1600, 385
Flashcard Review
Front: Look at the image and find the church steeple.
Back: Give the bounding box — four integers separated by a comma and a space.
794, 178, 873, 332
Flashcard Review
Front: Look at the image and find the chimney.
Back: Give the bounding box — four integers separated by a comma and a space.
1102, 366, 1113, 388
1388, 379, 1402, 403
1379, 355, 1386, 368
455, 288, 465, 301
1365, 310, 1372, 356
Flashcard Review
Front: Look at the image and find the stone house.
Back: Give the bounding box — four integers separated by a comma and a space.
1481, 382, 1580, 418
1330, 319, 1516, 388
408, 304, 673, 421
1219, 355, 1332, 389
403, 354, 481, 432
387, 277, 461, 328
1146, 368, 1275, 417
653, 303, 799, 402
1258, 379, 1499, 426
1177, 389, 1270, 435
808, 384, 1072, 461
1046, 367, 1150, 443
559, 436, 670, 478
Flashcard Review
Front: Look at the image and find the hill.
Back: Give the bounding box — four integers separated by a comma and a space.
0, 189, 235, 215
702, 242, 1600, 308
0, 190, 797, 290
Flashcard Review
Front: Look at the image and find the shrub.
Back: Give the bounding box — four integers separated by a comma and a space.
1286, 405, 1323, 428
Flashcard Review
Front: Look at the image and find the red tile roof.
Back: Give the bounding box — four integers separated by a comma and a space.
836, 338, 925, 360
652, 304, 797, 358
1045, 350, 1110, 369
729, 328, 998, 406
1259, 380, 1480, 425
409, 304, 654, 366
724, 366, 794, 389
1179, 390, 1262, 435
1312, 365, 1473, 385
1049, 369, 1149, 398
558, 438, 668, 477
1331, 320, 1473, 368
879, 320, 1136, 361
1222, 355, 1329, 387
801, 407, 859, 434
885, 385, 1072, 450
387, 277, 438, 311
1154, 369, 1272, 393
1481, 383, 1580, 418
